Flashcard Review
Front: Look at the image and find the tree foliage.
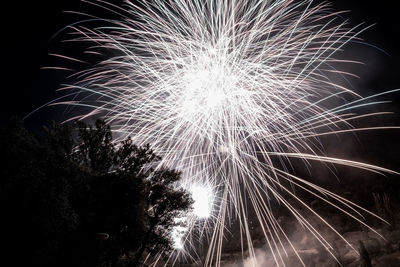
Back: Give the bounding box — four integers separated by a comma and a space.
0, 119, 192, 267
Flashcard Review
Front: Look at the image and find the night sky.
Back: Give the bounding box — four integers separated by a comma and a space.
1, 1, 400, 264
1, 0, 400, 131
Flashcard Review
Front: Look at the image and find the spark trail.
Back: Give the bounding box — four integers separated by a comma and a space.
56, 0, 399, 266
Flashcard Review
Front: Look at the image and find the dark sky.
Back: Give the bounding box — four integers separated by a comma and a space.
1, 0, 400, 127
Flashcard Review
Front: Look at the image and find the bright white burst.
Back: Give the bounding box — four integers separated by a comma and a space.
191, 185, 213, 219
171, 184, 213, 250
57, 0, 400, 266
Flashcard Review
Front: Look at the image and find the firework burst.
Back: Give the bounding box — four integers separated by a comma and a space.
55, 0, 399, 266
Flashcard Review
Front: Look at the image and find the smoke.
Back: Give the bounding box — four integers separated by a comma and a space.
219, 212, 377, 267
220, 220, 322, 267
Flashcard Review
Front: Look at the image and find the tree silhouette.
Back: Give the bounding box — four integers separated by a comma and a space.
1, 119, 192, 267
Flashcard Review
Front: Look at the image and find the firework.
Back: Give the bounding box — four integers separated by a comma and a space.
56, 0, 399, 266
